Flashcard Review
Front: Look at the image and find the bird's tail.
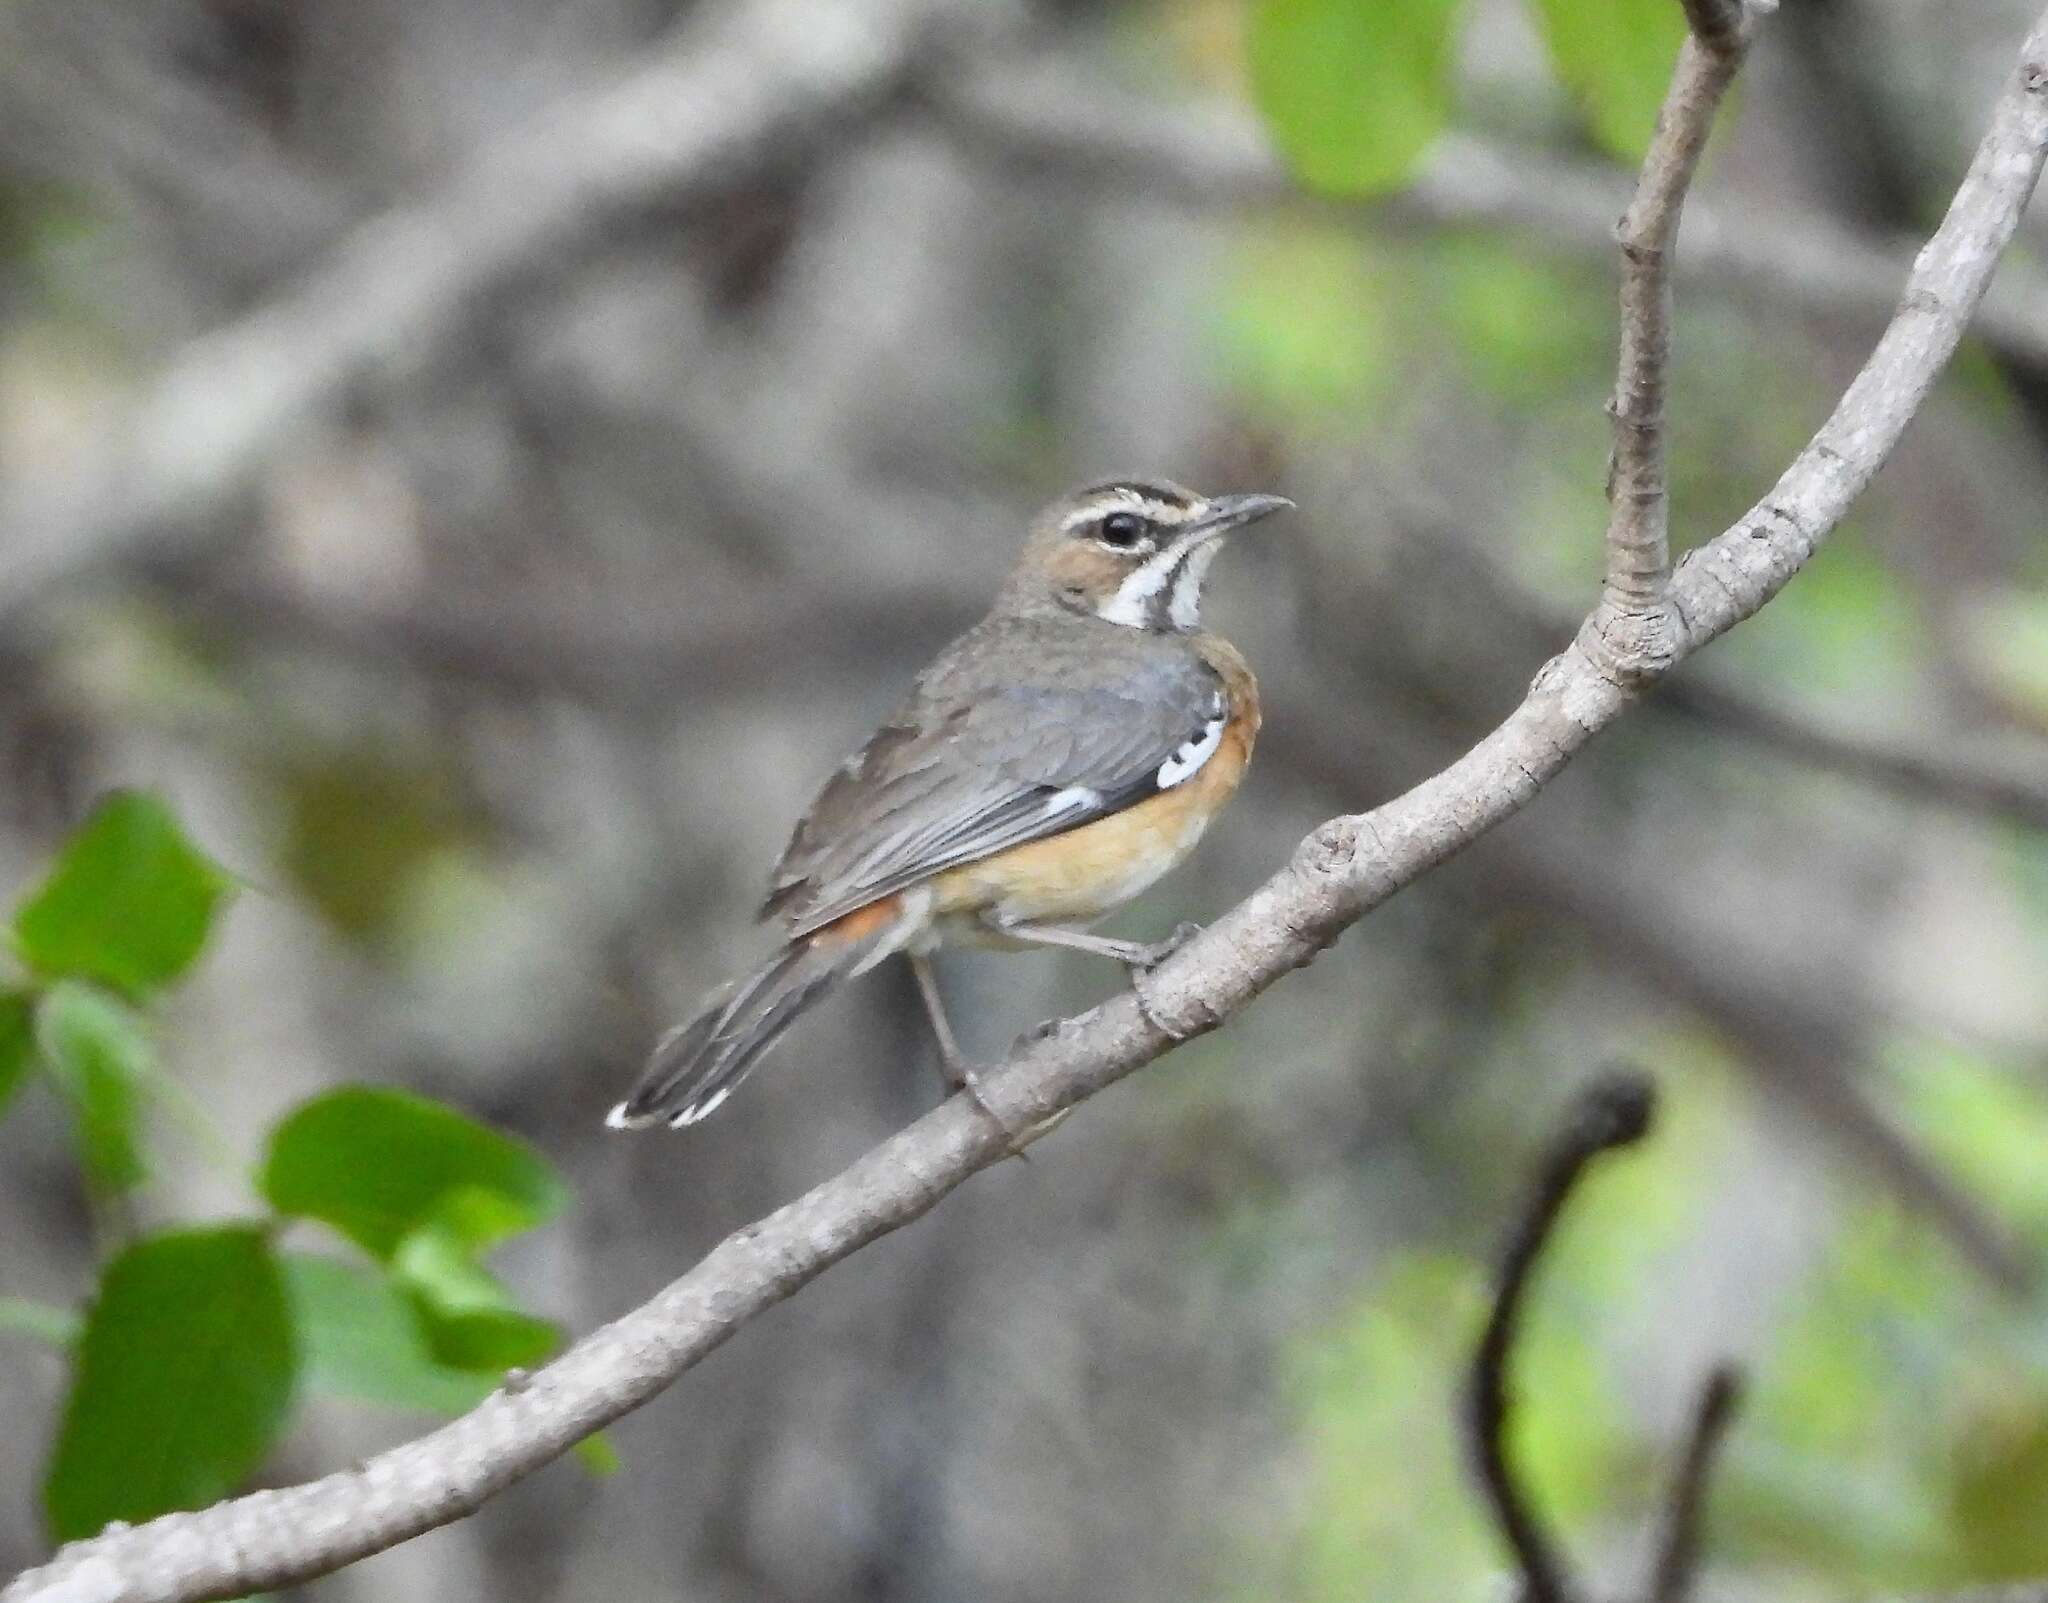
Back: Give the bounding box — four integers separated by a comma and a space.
608, 900, 903, 1130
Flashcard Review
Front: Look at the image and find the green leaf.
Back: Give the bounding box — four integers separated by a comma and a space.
36, 982, 152, 1194
43, 1227, 296, 1541
0, 1297, 78, 1347
1530, 0, 1690, 161
261, 1087, 565, 1261
283, 1253, 611, 1472
0, 988, 34, 1118
391, 1223, 560, 1370
1248, 0, 1462, 195
282, 1253, 496, 1415
12, 791, 234, 998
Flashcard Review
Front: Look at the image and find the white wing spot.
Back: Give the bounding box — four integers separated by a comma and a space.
1043, 785, 1100, 815
672, 1084, 733, 1127
1157, 717, 1225, 789
604, 1101, 637, 1131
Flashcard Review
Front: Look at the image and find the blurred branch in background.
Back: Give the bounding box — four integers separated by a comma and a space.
936, 60, 2048, 374
0, 0, 1004, 627
1647, 1369, 1746, 1603
1463, 1069, 1745, 1603
11, 1, 2048, 1598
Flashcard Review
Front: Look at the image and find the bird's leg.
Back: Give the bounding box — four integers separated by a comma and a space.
908, 950, 976, 1094
907, 952, 1062, 1153
985, 918, 1203, 973
981, 917, 1203, 1041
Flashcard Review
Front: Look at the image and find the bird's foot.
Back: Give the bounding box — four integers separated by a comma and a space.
1121, 920, 1204, 976
937, 1050, 1065, 1160
1125, 922, 1202, 1041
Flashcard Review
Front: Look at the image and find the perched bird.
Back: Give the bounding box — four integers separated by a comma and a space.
609, 478, 1291, 1130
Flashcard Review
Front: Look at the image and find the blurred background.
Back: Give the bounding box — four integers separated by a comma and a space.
2, 0, 2047, 1597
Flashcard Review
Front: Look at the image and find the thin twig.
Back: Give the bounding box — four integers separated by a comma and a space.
1467, 1074, 1657, 1603
1647, 1365, 1746, 1603
1677, 0, 1749, 54
1596, 10, 1749, 669
11, 5, 2048, 1600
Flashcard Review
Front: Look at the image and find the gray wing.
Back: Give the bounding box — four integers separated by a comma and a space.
764, 655, 1224, 939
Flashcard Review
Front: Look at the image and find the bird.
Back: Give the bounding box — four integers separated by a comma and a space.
608, 477, 1292, 1131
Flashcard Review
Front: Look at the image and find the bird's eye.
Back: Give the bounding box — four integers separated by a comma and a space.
1098, 511, 1147, 549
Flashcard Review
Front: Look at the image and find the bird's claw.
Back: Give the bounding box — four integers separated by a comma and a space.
940, 1054, 1062, 1161
1124, 923, 1201, 1041
1123, 920, 1204, 976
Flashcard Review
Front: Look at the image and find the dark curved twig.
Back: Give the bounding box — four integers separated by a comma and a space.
1647, 1365, 1746, 1603
1466, 1072, 1657, 1603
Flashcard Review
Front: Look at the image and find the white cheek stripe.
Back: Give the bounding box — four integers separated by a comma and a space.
1167, 541, 1219, 631
1157, 717, 1225, 789
1095, 547, 1180, 628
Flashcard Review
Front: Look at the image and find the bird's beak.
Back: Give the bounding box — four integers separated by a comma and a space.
1180, 491, 1294, 543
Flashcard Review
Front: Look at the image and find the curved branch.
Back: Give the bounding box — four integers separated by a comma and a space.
9, 8, 2047, 1603
1467, 1073, 1658, 1603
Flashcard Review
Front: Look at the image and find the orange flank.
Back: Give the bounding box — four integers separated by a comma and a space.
814, 893, 906, 944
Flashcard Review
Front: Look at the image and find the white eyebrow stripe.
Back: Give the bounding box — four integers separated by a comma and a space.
1059, 488, 1198, 534
1157, 716, 1225, 789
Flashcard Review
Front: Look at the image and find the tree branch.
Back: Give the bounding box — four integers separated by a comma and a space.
1467, 1073, 1657, 1603
1465, 1077, 1743, 1603
0, 0, 998, 630
1597, 7, 1749, 665
1646, 1366, 1745, 1603
10, 7, 2048, 1602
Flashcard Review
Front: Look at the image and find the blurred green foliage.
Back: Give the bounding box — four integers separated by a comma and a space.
0, 794, 588, 1547
1224, 14, 2048, 1584
1247, 0, 1460, 195
1529, 0, 1691, 159
275, 752, 483, 946
1246, 0, 1699, 202
1211, 228, 1397, 428
1268, 1046, 2048, 1600
1956, 592, 2048, 722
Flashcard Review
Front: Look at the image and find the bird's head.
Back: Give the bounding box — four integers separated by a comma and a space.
998, 478, 1292, 634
